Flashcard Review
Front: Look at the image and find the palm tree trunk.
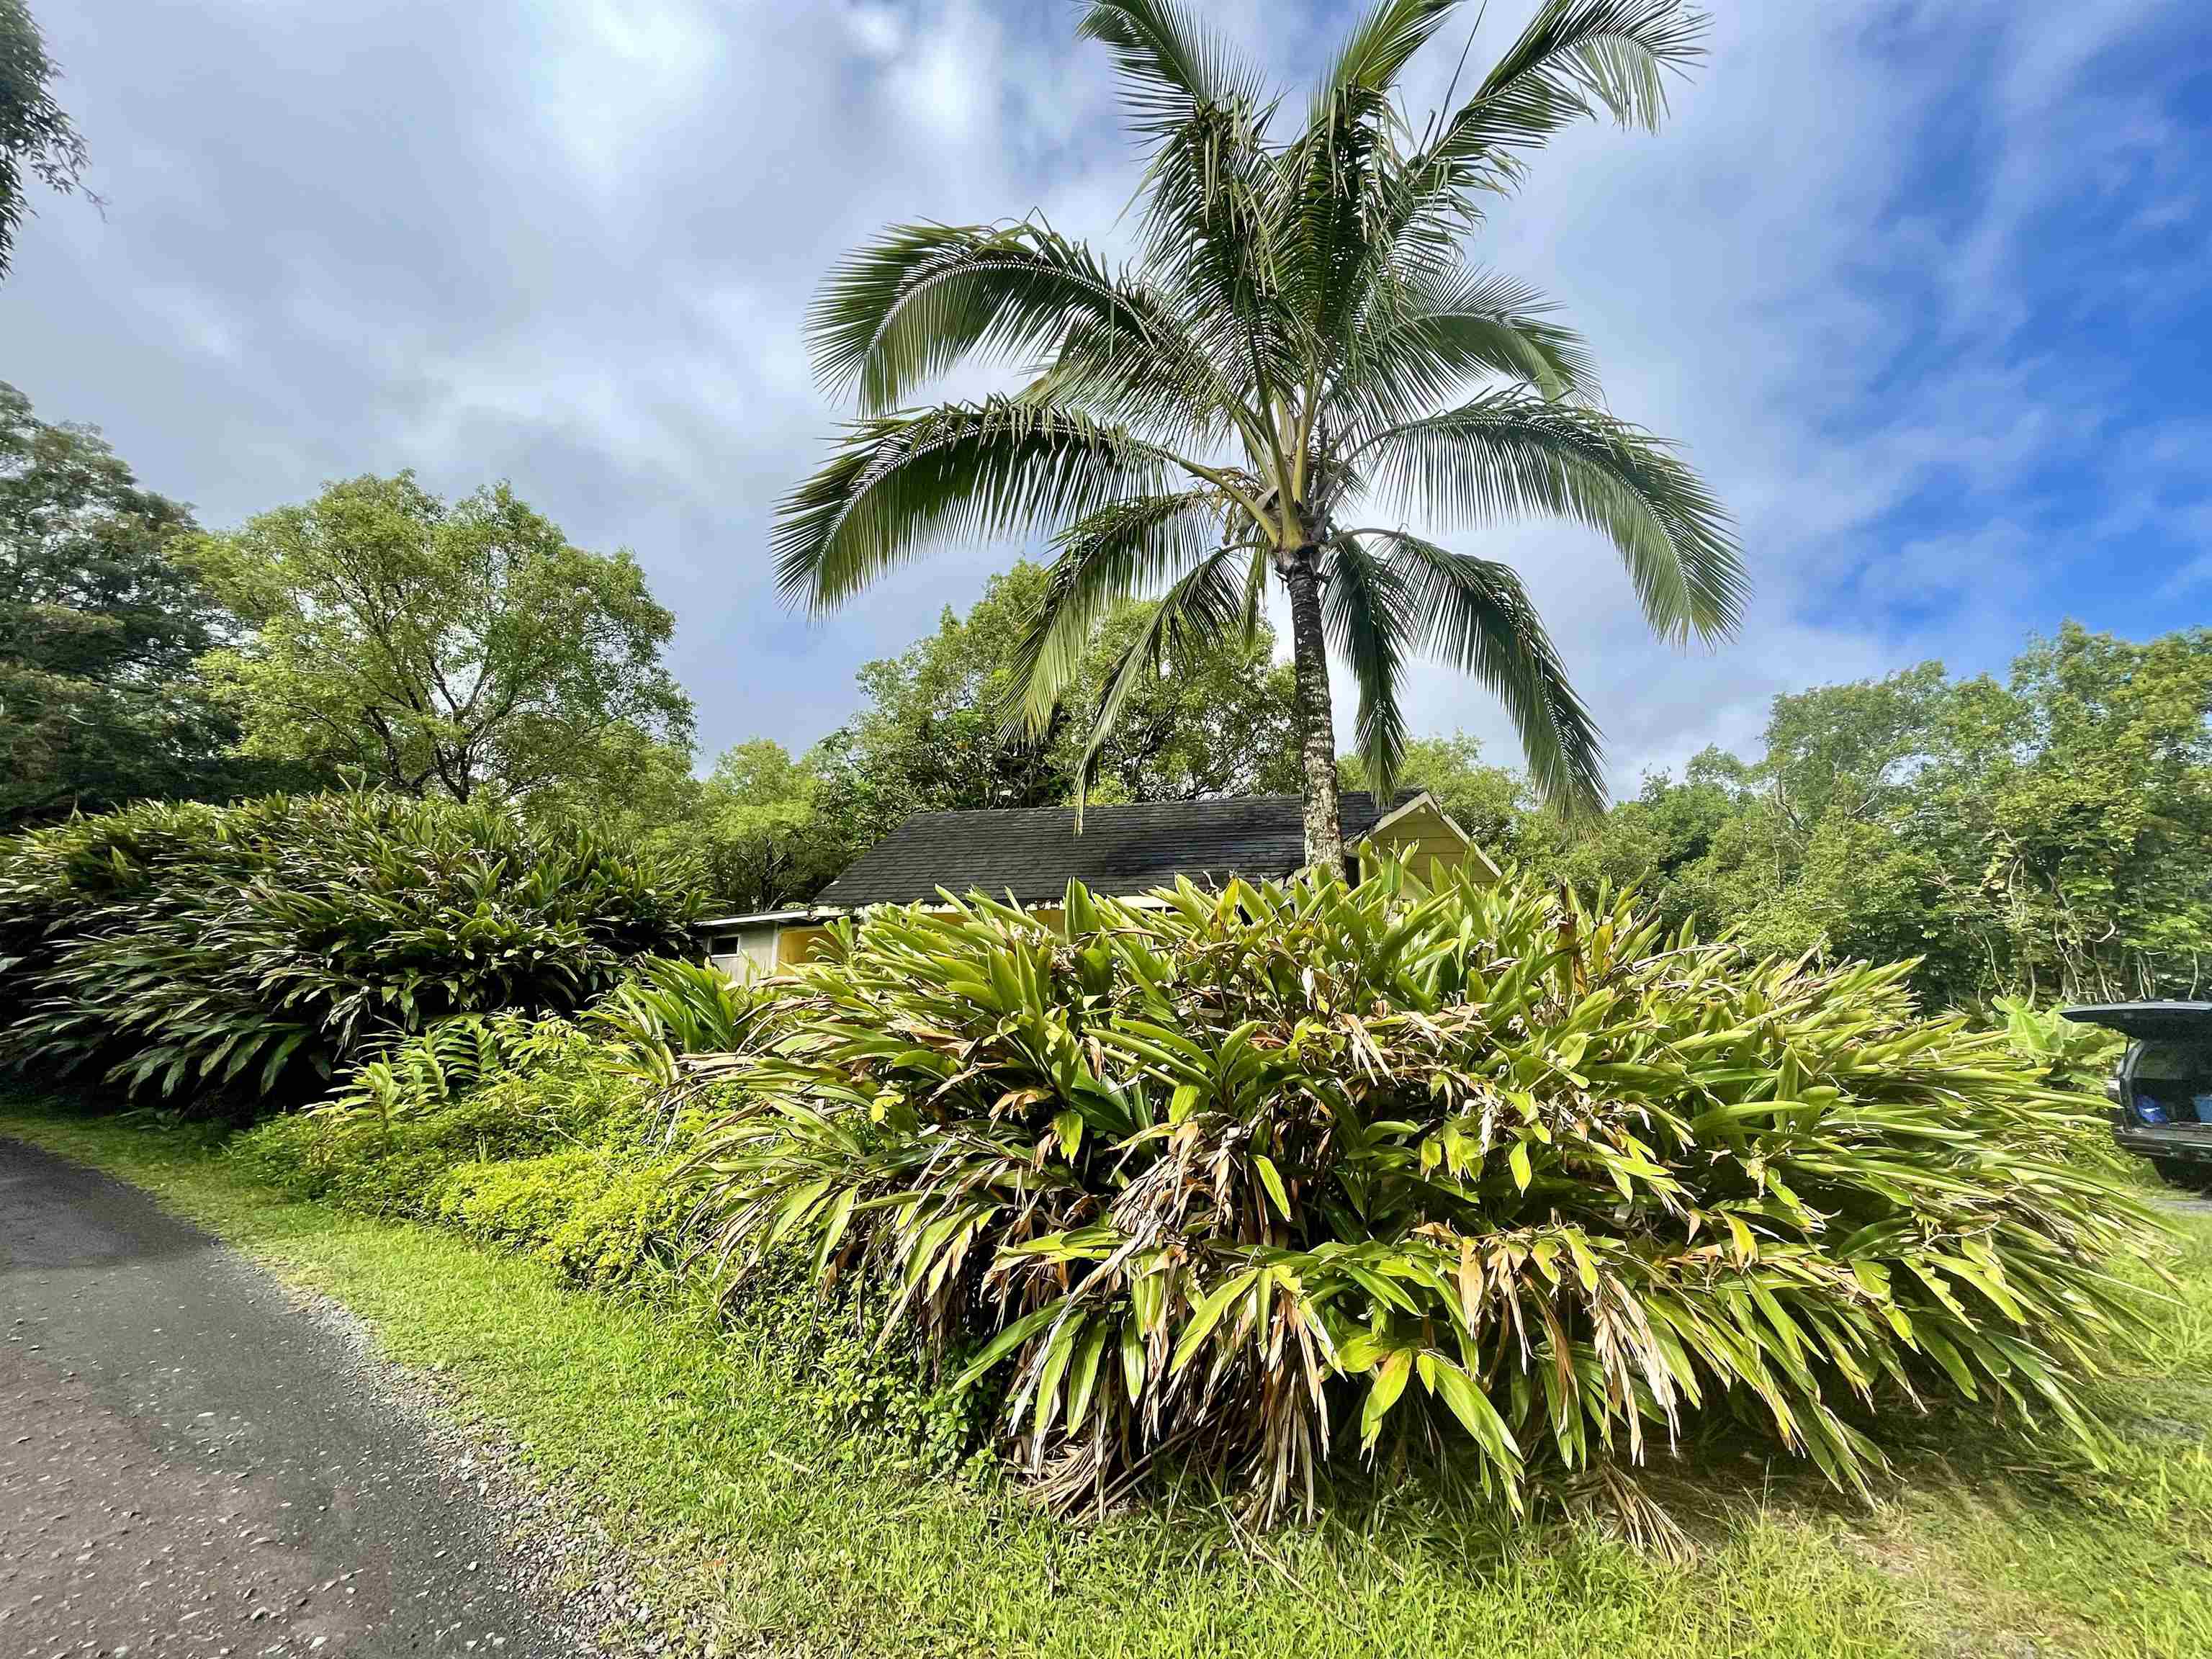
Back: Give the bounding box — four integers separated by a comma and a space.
1277, 546, 1343, 872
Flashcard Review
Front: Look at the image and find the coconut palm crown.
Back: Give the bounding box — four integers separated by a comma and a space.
774, 0, 1747, 867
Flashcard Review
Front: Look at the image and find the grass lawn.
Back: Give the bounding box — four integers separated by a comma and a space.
6, 1096, 2210, 1659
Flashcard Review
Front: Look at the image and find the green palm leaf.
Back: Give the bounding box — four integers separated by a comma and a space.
1323, 536, 1414, 799
1347, 390, 1744, 645
1364, 529, 1606, 811
777, 0, 1740, 860
1003, 489, 1244, 737
773, 397, 1177, 613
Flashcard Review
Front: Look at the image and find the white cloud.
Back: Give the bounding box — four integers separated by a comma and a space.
1, 0, 2202, 797
529, 0, 726, 184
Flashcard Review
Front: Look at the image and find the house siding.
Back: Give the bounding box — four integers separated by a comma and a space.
1354, 803, 1494, 886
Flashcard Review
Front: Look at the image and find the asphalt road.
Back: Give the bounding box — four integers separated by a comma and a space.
1, 1137, 585, 1658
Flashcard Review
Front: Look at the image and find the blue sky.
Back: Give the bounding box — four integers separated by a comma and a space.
3, 1, 2207, 792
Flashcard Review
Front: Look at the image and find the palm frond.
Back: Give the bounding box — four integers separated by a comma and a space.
1398, 0, 1709, 235
1365, 528, 1606, 811
1317, 0, 1463, 106
1076, 3, 1292, 408
1030, 292, 1262, 456
1437, 0, 1707, 156
772, 397, 1176, 614
1322, 536, 1414, 799
1074, 0, 1265, 140
1069, 544, 1249, 805
1342, 264, 1596, 420
1346, 389, 1745, 645
1001, 489, 1240, 737
808, 220, 1215, 421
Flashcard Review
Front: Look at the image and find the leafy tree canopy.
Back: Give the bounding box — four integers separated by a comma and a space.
0, 381, 273, 826
1517, 625, 2212, 1006
189, 472, 695, 804
807, 561, 1302, 850
619, 561, 1303, 912
0, 0, 91, 278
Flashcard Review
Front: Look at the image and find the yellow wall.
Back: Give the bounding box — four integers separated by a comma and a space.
1355, 804, 1496, 887
775, 925, 835, 967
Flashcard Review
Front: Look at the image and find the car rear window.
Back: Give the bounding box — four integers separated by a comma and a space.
2134, 1040, 2212, 1125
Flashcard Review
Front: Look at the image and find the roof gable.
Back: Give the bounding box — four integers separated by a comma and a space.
811, 793, 1408, 909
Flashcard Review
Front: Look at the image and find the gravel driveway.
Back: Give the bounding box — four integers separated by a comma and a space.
1, 1136, 590, 1658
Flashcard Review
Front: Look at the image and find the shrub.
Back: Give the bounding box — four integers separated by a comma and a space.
228, 961, 743, 1260
225, 960, 993, 1468
1989, 994, 2126, 1094
688, 863, 2164, 1520
228, 1015, 636, 1208
0, 791, 699, 1108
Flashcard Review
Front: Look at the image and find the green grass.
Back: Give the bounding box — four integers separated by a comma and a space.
8, 1097, 2211, 1659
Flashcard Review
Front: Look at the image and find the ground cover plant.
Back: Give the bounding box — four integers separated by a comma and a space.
0, 790, 698, 1107
224, 961, 760, 1285
689, 860, 2165, 1521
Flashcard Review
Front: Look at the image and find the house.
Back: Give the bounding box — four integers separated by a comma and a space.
695, 791, 1498, 980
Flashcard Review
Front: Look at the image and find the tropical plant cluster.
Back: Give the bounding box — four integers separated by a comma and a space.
0, 791, 698, 1106
687, 860, 2159, 1519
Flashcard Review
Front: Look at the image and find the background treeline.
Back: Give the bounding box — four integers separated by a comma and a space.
636, 595, 2211, 1012
6, 377, 2205, 1015
1373, 625, 2212, 1009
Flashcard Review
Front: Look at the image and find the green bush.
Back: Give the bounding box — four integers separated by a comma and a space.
1988, 994, 2126, 1094
228, 1017, 634, 1206
226, 966, 979, 1468
227, 965, 740, 1278
428, 1148, 698, 1287
0, 791, 699, 1108
688, 863, 2164, 1520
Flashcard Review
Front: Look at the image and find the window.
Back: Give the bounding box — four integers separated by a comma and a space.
2133, 1040, 2212, 1125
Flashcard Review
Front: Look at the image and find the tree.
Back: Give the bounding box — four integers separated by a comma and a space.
806, 561, 1302, 849
775, 0, 1744, 868
1066, 597, 1303, 805
1938, 626, 2212, 1002
0, 0, 92, 278
190, 473, 695, 803
1519, 630, 2212, 1007
0, 382, 268, 825
680, 739, 847, 914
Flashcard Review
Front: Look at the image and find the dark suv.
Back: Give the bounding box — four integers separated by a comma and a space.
2063, 1002, 2212, 1190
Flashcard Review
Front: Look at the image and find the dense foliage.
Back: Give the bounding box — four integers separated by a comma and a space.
0, 382, 294, 824
0, 791, 698, 1106
1360, 624, 2212, 1007
689, 861, 2158, 1519
230, 997, 704, 1285
189, 472, 694, 804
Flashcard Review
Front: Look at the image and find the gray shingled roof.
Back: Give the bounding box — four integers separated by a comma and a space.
811, 793, 1408, 909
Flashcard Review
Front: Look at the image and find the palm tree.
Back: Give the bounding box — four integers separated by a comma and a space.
774, 0, 1746, 868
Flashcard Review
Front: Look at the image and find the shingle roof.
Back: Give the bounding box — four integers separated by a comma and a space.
811, 793, 1410, 909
